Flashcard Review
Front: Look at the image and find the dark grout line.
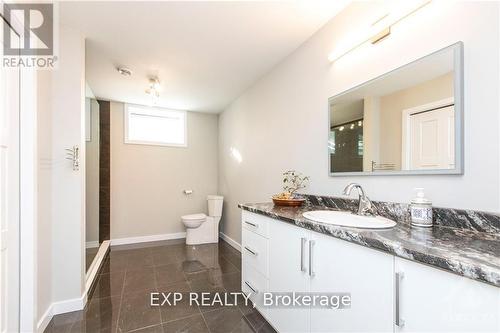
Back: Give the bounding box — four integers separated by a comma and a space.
163, 311, 201, 324
198, 297, 213, 333
126, 323, 161, 333
114, 258, 127, 333
182, 265, 210, 332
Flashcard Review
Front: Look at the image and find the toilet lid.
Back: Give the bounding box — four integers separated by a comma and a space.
182, 213, 206, 220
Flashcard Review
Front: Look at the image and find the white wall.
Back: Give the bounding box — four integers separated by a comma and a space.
218, 1, 500, 243
36, 70, 53, 324
110, 102, 218, 239
35, 25, 86, 330
35, 24, 86, 330
51, 25, 86, 305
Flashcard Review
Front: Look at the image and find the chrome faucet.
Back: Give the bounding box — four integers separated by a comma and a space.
342, 183, 376, 216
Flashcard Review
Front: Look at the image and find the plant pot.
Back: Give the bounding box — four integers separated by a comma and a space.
272, 197, 305, 207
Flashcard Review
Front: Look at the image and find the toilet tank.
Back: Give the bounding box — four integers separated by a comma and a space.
207, 195, 224, 217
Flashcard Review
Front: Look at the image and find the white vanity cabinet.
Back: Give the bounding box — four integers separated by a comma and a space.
394, 257, 500, 332
267, 217, 311, 333
241, 211, 500, 333
265, 215, 394, 333
309, 231, 394, 333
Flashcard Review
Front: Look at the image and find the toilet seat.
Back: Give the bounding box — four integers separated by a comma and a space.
182, 213, 206, 221
181, 213, 206, 228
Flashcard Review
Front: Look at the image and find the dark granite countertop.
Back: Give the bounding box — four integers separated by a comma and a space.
239, 202, 500, 288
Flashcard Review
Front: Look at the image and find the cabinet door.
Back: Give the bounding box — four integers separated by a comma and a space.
242, 228, 269, 276
310, 232, 394, 333
268, 220, 310, 333
395, 257, 500, 332
242, 263, 269, 316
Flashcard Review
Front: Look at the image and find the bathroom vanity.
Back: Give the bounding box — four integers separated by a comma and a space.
239, 202, 500, 333
239, 42, 500, 333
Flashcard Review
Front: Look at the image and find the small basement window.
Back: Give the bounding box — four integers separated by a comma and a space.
124, 104, 187, 147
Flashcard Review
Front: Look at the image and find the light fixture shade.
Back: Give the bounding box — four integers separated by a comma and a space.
328, 0, 431, 63
117, 67, 132, 76
146, 77, 161, 105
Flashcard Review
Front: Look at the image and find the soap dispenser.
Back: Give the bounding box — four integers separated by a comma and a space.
410, 188, 433, 228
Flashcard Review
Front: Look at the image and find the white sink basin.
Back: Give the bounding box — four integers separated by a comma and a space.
302, 210, 396, 229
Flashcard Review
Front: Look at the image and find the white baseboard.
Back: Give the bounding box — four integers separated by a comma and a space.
37, 293, 86, 333
219, 232, 241, 252
37, 305, 53, 333
86, 240, 99, 249
52, 293, 87, 315
110, 232, 186, 246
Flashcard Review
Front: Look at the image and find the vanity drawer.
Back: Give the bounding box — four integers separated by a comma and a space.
242, 210, 269, 238
242, 228, 269, 277
242, 263, 269, 312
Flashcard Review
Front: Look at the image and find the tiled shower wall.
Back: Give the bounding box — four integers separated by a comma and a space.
98, 100, 110, 242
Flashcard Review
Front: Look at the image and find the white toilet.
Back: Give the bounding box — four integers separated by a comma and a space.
182, 195, 224, 245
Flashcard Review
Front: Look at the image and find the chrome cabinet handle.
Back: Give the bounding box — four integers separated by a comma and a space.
244, 281, 258, 294
309, 240, 315, 277
395, 272, 405, 327
300, 237, 307, 272
244, 221, 258, 228
244, 246, 258, 256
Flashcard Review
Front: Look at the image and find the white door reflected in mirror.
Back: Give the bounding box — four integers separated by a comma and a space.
405, 103, 455, 170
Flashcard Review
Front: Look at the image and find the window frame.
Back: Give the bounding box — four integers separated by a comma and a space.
124, 103, 188, 148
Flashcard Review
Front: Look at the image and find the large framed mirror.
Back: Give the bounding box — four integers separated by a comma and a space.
328, 42, 463, 176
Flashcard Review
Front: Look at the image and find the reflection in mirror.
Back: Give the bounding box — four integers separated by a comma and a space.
329, 43, 462, 175
85, 95, 100, 271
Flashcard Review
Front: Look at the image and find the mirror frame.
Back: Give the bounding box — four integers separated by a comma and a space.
328, 42, 464, 177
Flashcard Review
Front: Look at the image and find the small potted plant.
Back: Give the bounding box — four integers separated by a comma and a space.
272, 170, 309, 207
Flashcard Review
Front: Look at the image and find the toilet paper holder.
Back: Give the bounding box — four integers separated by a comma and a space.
183, 190, 193, 195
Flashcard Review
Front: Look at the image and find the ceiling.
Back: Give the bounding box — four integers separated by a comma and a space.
60, 1, 349, 113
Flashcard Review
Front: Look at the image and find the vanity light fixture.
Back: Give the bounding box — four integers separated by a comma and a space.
328, 0, 432, 63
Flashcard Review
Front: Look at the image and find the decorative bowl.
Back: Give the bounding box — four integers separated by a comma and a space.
272, 197, 306, 207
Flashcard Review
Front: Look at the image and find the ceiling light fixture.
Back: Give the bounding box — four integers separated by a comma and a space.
146, 77, 161, 105
117, 66, 132, 76
328, 0, 432, 63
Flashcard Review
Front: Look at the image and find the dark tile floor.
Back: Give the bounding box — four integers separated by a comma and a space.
45, 239, 276, 333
